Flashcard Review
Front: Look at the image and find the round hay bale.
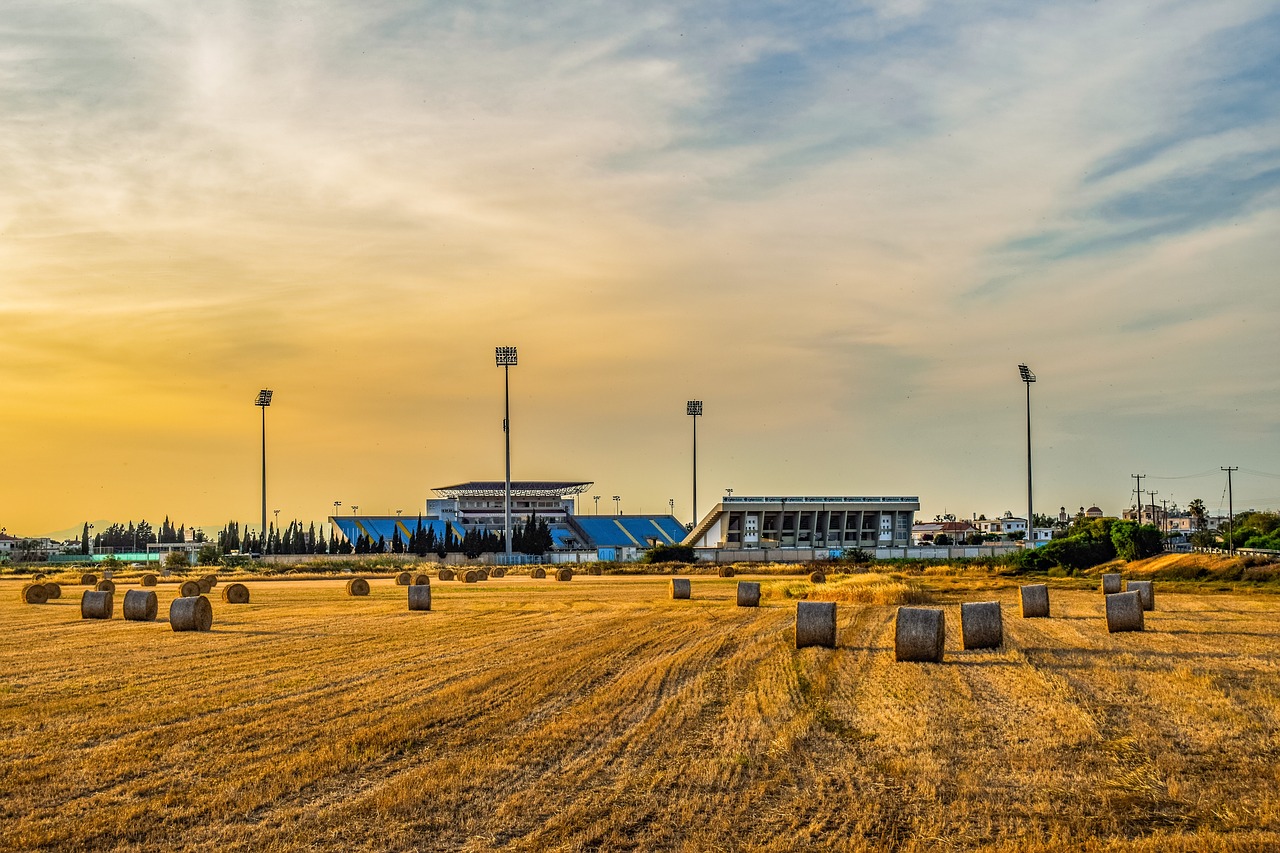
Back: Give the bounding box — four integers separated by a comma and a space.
408, 584, 432, 611
81, 589, 113, 620
196, 578, 213, 594
202, 574, 219, 588
222, 583, 250, 604
809, 571, 826, 584
796, 601, 838, 649
531, 567, 547, 579
434, 569, 453, 582
395, 571, 412, 586
347, 578, 370, 596
736, 581, 761, 608
463, 570, 478, 584
1101, 573, 1122, 595
718, 565, 736, 578
80, 573, 98, 586
491, 567, 506, 579
96, 579, 116, 593
1106, 590, 1144, 633
123, 589, 158, 622
42, 582, 62, 600
588, 566, 603, 576
1125, 580, 1155, 611
895, 606, 945, 661
140, 573, 158, 587
1019, 583, 1050, 618
179, 580, 202, 597
671, 578, 691, 600
21, 583, 49, 605
169, 595, 213, 632
33, 572, 46, 580
959, 601, 1003, 650
556, 568, 573, 582
476, 568, 490, 582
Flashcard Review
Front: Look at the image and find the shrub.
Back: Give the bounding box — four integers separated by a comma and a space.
197, 543, 222, 566
642, 544, 695, 564
163, 551, 191, 571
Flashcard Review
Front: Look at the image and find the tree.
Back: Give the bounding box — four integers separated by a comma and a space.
1187, 499, 1208, 532
934, 533, 952, 545
1110, 521, 1163, 561
197, 543, 222, 566
81, 523, 90, 555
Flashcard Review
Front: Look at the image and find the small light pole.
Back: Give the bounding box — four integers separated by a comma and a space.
669, 498, 675, 516
592, 495, 600, 515
87, 522, 94, 557
352, 505, 359, 516
1018, 365, 1036, 549
333, 501, 341, 543
687, 400, 702, 526
255, 389, 273, 546
396, 509, 403, 517
613, 495, 621, 515
496, 346, 518, 559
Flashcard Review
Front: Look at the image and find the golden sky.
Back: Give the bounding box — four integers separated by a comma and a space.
3, 1, 1279, 537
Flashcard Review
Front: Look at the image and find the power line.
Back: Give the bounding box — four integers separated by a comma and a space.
1146, 470, 1218, 480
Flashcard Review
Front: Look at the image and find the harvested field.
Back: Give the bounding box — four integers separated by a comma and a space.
1, 574, 1278, 852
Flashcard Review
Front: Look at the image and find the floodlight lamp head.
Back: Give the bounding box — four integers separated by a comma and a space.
687, 400, 703, 416
255, 389, 273, 406
1018, 364, 1036, 383
495, 346, 518, 366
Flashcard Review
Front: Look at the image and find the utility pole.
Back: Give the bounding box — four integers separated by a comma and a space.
1146, 490, 1158, 527
1131, 474, 1145, 520
1160, 498, 1169, 539
1222, 466, 1238, 552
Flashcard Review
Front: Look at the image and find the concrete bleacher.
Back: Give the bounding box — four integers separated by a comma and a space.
332, 517, 461, 544
573, 516, 687, 548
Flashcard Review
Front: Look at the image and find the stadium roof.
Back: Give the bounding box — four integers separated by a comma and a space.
433, 481, 593, 498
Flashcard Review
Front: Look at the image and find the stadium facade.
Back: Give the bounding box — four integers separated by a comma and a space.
683, 495, 920, 558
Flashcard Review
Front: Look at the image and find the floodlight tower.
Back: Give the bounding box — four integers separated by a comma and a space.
255, 389, 273, 547
496, 346, 518, 558
1018, 365, 1036, 548
687, 400, 702, 526
613, 495, 621, 515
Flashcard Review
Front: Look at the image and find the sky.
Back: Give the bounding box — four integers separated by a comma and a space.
2, 0, 1279, 539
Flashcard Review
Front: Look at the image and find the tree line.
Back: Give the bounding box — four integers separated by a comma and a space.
80, 517, 208, 553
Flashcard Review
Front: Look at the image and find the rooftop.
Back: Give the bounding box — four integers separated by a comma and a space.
433, 481, 594, 498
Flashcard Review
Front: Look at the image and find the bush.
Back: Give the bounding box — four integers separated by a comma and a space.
197, 543, 222, 566
163, 550, 191, 571
642, 544, 695, 564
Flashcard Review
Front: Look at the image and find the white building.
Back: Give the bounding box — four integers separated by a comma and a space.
685, 495, 919, 551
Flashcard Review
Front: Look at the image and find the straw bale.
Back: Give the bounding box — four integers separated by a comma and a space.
96, 579, 116, 593
463, 570, 478, 584
21, 583, 49, 605
408, 584, 432, 611
42, 582, 62, 600
796, 601, 837, 649
1106, 590, 1144, 633
1125, 580, 1155, 611
346, 578, 371, 596
123, 589, 158, 622
718, 566, 735, 578
80, 573, 97, 586
395, 571, 412, 586
222, 583, 250, 604
809, 571, 826, 584
1102, 573, 1122, 595
960, 601, 1003, 650
81, 590, 113, 619
169, 595, 213, 632
140, 573, 158, 587
556, 568, 573, 582
434, 570, 452, 582
670, 578, 691, 600
736, 581, 760, 608
895, 607, 945, 661
1020, 584, 1050, 618
179, 580, 202, 597
531, 568, 547, 579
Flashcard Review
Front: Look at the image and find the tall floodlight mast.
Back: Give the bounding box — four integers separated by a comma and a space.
687, 400, 702, 526
496, 347, 518, 559
1018, 365, 1036, 548
255, 389, 273, 548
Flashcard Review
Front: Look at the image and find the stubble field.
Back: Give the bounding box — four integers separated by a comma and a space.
2, 571, 1278, 852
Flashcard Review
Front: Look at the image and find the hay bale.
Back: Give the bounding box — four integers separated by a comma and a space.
42, 582, 62, 600
960, 601, 1003, 650
796, 601, 837, 649
395, 571, 412, 586
179, 580, 202, 597
671, 578, 691, 600
81, 590, 113, 619
718, 565, 735, 578
463, 570, 478, 584
895, 607, 945, 661
1106, 590, 1144, 633
169, 595, 213, 632
222, 583, 250, 604
556, 568, 573, 582
476, 568, 490, 582
588, 566, 603, 576
123, 589, 158, 622
202, 574, 218, 588
736, 581, 760, 608
347, 578, 370, 596
1020, 584, 1050, 618
1125, 580, 1155, 611
809, 571, 826, 584
140, 573, 158, 587
434, 569, 452, 582
80, 573, 97, 586
491, 567, 506, 578
196, 578, 213, 594
96, 579, 116, 593
1101, 573, 1122, 595
531, 568, 547, 579
21, 583, 49, 605
408, 584, 432, 612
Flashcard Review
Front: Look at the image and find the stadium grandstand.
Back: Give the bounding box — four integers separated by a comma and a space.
330, 516, 463, 548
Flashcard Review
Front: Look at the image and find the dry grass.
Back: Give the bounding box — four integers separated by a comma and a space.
2, 574, 1279, 852
766, 572, 935, 606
